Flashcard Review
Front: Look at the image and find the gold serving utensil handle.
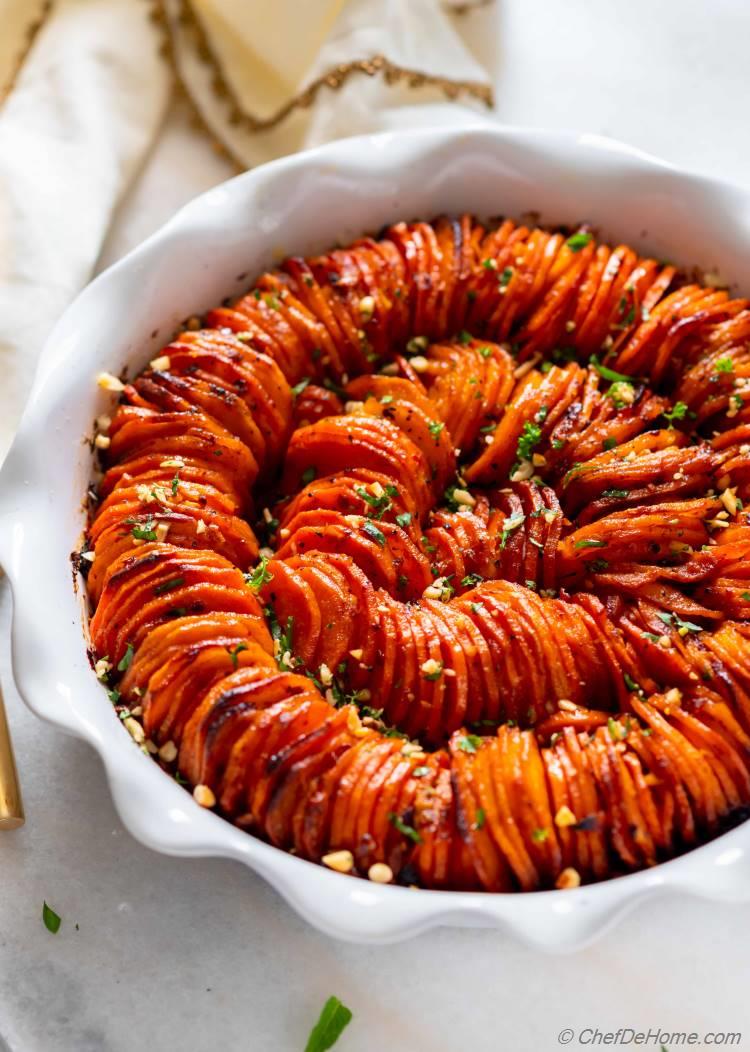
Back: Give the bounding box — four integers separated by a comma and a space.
0, 683, 24, 829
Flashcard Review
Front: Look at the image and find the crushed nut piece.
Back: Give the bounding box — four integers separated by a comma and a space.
158, 740, 178, 763
193, 784, 216, 808
368, 862, 393, 884
123, 717, 145, 744
555, 805, 578, 828
322, 850, 354, 873
555, 867, 581, 890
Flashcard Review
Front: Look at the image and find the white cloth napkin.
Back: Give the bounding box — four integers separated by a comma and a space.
0, 0, 495, 460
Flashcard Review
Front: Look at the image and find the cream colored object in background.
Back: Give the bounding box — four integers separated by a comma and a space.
0, 0, 493, 463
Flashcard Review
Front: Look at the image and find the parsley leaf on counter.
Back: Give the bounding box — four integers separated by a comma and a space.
42, 902, 61, 934
305, 996, 353, 1052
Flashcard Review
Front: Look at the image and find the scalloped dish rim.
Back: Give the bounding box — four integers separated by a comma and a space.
2, 124, 750, 947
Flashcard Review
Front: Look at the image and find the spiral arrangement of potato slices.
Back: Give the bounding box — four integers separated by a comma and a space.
82, 215, 750, 893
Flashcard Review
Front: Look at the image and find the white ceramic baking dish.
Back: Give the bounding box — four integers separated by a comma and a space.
3, 125, 750, 948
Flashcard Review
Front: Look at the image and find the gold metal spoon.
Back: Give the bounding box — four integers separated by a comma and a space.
0, 683, 24, 829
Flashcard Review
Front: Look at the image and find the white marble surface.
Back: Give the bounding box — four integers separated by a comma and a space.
3, 2, 750, 1049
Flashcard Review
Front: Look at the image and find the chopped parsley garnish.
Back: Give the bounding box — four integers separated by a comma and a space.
129, 519, 157, 541
354, 483, 396, 520
608, 717, 625, 741
267, 607, 295, 670
602, 436, 617, 451
601, 488, 628, 500
566, 231, 592, 252
457, 734, 482, 754
171, 472, 180, 496
153, 576, 185, 596
475, 808, 486, 830
301, 466, 317, 486
478, 345, 493, 358
499, 266, 514, 287
516, 420, 543, 463
43, 902, 61, 934
227, 642, 248, 668
304, 996, 353, 1052
663, 401, 689, 425
461, 573, 484, 587
715, 357, 734, 375
458, 330, 472, 346
589, 355, 634, 384
107, 688, 120, 703
388, 811, 422, 843
531, 827, 549, 843
657, 611, 702, 634
428, 420, 445, 439
574, 538, 606, 549
245, 553, 274, 592
500, 512, 526, 549
395, 512, 412, 528
291, 377, 311, 398
117, 643, 134, 672
623, 672, 643, 695
362, 521, 386, 547
742, 591, 750, 601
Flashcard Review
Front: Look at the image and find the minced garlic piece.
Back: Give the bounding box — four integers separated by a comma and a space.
510, 460, 534, 482
94, 434, 111, 450
423, 578, 451, 601
96, 372, 125, 392
720, 487, 739, 516
420, 658, 442, 678
149, 355, 171, 371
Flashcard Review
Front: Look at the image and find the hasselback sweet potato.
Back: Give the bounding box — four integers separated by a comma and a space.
83, 214, 750, 892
